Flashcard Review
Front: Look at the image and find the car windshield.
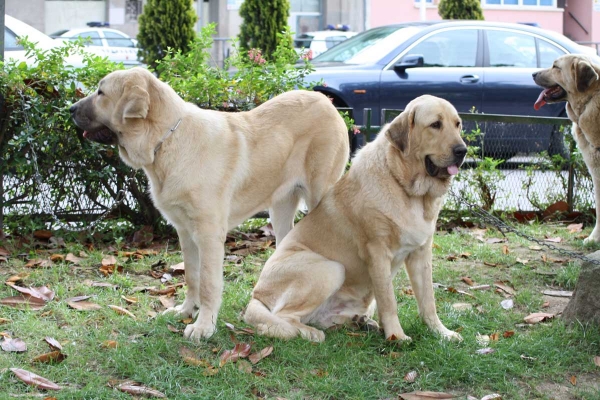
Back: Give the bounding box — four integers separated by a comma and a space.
312, 25, 423, 64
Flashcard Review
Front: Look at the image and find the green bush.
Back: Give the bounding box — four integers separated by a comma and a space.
137, 0, 197, 70
438, 0, 484, 20
239, 0, 293, 60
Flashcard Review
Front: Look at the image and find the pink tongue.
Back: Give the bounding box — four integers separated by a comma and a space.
533, 89, 549, 110
447, 165, 459, 176
83, 131, 89, 138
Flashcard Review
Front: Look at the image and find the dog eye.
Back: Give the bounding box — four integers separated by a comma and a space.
552, 65, 560, 70
455, 121, 461, 128
430, 121, 441, 129
97, 89, 104, 95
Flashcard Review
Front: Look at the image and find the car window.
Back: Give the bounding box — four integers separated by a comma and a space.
406, 29, 478, 67
77, 31, 102, 47
104, 31, 135, 48
538, 39, 565, 68
325, 36, 346, 49
314, 25, 422, 63
4, 28, 22, 50
294, 34, 314, 48
487, 30, 536, 68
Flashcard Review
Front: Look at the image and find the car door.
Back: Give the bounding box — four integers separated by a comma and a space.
480, 28, 569, 157
379, 28, 484, 124
102, 30, 139, 65
481, 28, 566, 117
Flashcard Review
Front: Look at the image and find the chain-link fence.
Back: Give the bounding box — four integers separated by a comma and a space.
350, 108, 593, 214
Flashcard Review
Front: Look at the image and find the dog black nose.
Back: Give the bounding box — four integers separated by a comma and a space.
69, 104, 77, 115
532, 72, 538, 79
453, 144, 467, 160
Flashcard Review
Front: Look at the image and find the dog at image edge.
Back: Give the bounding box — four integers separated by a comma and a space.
69, 67, 349, 340
244, 95, 467, 342
533, 54, 600, 243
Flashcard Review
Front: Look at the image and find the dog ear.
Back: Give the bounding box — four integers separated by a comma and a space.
386, 108, 415, 155
120, 85, 150, 119
575, 60, 599, 93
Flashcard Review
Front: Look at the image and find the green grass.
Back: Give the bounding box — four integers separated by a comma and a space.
0, 222, 599, 399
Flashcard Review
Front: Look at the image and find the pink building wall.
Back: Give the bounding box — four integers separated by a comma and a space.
369, 1, 563, 34
564, 1, 600, 45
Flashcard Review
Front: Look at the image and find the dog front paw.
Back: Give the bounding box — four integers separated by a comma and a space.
184, 321, 216, 341
583, 233, 600, 244
436, 327, 463, 342
162, 300, 197, 318
386, 333, 412, 342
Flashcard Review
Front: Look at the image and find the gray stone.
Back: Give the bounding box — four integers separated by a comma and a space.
562, 250, 600, 325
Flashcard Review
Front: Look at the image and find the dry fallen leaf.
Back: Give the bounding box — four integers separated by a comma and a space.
399, 391, 455, 399
542, 301, 550, 308
515, 258, 529, 265
593, 356, 600, 367
32, 350, 67, 364
24, 258, 52, 269
7, 283, 55, 302
0, 317, 11, 324
49, 254, 65, 263
10, 368, 61, 390
570, 375, 577, 386
44, 337, 62, 351
489, 332, 500, 341
159, 296, 176, 309
65, 253, 83, 265
544, 237, 562, 243
117, 382, 166, 398
567, 223, 583, 233
102, 340, 118, 349
179, 347, 212, 367
67, 301, 102, 311
403, 370, 418, 383
461, 277, 474, 286
220, 343, 252, 366
108, 305, 136, 319
121, 295, 138, 304
528, 245, 542, 251
470, 284, 491, 291
249, 346, 274, 364
524, 312, 554, 324
1, 337, 27, 352
503, 331, 515, 338
101, 255, 118, 266
0, 295, 46, 310
502, 245, 510, 255
481, 394, 502, 400
476, 334, 490, 347
494, 281, 516, 296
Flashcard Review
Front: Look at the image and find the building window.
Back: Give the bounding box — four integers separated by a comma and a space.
126, 0, 143, 21
291, 0, 320, 13
484, 0, 554, 5
413, 0, 433, 3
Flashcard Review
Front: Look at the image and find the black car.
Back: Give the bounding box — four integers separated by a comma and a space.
306, 21, 600, 158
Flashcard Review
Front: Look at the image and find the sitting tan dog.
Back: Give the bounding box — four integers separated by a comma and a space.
70, 67, 349, 340
533, 54, 600, 243
244, 95, 467, 342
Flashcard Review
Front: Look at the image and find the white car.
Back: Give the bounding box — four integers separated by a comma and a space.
52, 27, 142, 67
3, 14, 86, 66
294, 29, 357, 59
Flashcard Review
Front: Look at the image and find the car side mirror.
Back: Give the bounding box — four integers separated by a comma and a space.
394, 54, 424, 72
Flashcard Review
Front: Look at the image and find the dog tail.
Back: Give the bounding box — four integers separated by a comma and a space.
244, 298, 301, 340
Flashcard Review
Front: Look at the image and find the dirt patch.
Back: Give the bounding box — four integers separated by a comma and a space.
534, 372, 600, 400
542, 295, 571, 316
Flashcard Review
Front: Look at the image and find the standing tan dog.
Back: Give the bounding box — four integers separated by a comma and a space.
533, 54, 600, 243
244, 95, 467, 342
70, 67, 349, 340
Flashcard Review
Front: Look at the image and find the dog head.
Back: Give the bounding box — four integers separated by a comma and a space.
533, 54, 599, 111
70, 67, 182, 168
385, 95, 467, 189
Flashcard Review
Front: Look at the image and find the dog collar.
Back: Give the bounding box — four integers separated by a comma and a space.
153, 118, 182, 155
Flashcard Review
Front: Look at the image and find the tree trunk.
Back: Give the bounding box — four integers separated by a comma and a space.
562, 250, 600, 324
